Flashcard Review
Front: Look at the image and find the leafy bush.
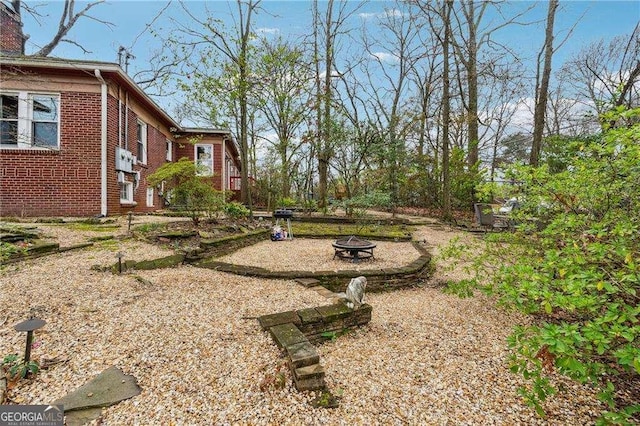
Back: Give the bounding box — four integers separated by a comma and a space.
444, 107, 640, 423
2, 353, 39, 381
148, 158, 226, 226
223, 202, 250, 219
342, 190, 391, 217
277, 197, 297, 208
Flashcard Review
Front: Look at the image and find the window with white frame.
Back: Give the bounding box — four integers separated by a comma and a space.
146, 187, 154, 207
166, 139, 173, 161
1, 92, 60, 148
137, 119, 147, 164
195, 144, 213, 176
120, 180, 134, 204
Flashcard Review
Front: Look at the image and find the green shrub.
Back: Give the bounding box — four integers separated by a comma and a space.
148, 158, 226, 226
224, 202, 250, 219
444, 107, 640, 423
277, 197, 297, 208
342, 190, 391, 217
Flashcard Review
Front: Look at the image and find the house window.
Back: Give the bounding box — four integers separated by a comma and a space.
1, 92, 60, 148
166, 139, 173, 162
137, 120, 147, 164
146, 187, 154, 207
120, 180, 133, 204
195, 144, 213, 176
0, 94, 18, 145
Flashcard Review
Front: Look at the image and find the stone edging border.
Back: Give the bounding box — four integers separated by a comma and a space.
193, 241, 432, 293
99, 229, 433, 292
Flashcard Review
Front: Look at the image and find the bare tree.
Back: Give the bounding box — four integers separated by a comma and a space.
359, 0, 425, 214
530, 0, 558, 167
560, 25, 640, 129
5, 0, 111, 56
169, 0, 261, 210
310, 0, 362, 209
252, 37, 313, 198
441, 0, 454, 220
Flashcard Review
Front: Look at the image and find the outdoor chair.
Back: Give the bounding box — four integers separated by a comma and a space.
474, 203, 509, 231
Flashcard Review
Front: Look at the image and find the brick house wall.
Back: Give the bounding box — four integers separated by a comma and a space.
0, 70, 175, 217
0, 59, 240, 217
174, 135, 224, 191
0, 3, 24, 55
114, 95, 179, 215
0, 91, 102, 216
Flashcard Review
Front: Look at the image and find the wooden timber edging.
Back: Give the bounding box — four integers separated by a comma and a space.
1, 241, 93, 265
194, 241, 432, 293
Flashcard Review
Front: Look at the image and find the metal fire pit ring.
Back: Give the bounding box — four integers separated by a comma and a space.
332, 235, 376, 262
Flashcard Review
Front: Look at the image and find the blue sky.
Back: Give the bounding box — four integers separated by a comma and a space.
15, 0, 640, 127
20, 1, 639, 67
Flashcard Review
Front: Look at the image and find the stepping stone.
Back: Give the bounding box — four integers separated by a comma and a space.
297, 307, 322, 324
258, 310, 301, 330
287, 341, 319, 369
293, 364, 326, 391
53, 366, 141, 412
269, 323, 308, 349
310, 285, 336, 298
294, 363, 325, 381
295, 278, 320, 287
64, 407, 103, 426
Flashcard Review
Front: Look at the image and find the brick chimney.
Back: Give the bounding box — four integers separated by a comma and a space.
1, 2, 25, 56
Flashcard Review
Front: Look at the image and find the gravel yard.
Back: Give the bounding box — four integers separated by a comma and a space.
0, 218, 604, 424
218, 239, 422, 272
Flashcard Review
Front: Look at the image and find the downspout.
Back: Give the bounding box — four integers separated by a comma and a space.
94, 69, 108, 217
118, 86, 122, 148
222, 136, 227, 199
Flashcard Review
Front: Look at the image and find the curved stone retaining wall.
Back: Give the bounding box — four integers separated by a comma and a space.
194, 241, 432, 293
107, 229, 432, 292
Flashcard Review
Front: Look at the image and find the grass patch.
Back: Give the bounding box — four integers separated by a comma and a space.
64, 223, 122, 232
94, 239, 120, 250
292, 222, 413, 239
132, 222, 168, 234
0, 242, 26, 262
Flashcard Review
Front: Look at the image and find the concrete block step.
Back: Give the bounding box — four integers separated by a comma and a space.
294, 363, 325, 380
286, 341, 319, 369
269, 323, 308, 349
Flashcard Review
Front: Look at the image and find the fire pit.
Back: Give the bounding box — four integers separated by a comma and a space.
332, 236, 376, 262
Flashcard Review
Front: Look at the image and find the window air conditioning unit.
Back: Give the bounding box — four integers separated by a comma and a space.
117, 171, 125, 183
115, 147, 134, 172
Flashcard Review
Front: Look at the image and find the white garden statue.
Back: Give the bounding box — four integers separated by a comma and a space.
338, 276, 367, 309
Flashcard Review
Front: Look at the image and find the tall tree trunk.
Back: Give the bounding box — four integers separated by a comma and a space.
312, 0, 323, 207
317, 0, 334, 209
530, 0, 558, 166
442, 0, 453, 221
237, 0, 257, 216
465, 0, 479, 169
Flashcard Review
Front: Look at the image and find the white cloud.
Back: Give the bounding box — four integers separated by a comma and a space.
318, 69, 342, 80
509, 98, 535, 132
384, 8, 403, 18
358, 12, 378, 19
370, 51, 399, 63
359, 8, 403, 20
256, 27, 280, 35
